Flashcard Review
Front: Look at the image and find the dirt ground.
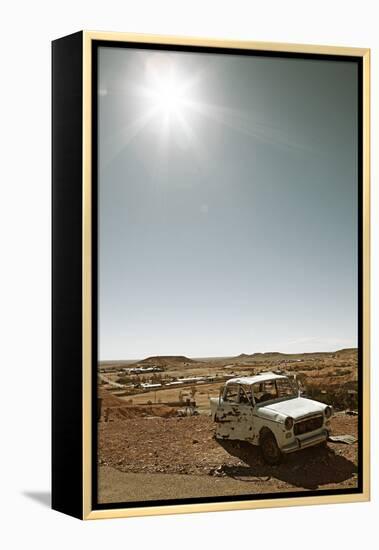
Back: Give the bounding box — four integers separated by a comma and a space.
98, 413, 358, 503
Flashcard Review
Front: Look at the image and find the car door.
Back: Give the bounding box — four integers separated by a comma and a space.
215, 383, 254, 441
233, 385, 255, 442
215, 383, 240, 439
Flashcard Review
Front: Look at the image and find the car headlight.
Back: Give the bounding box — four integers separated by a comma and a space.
324, 406, 332, 419
284, 417, 294, 430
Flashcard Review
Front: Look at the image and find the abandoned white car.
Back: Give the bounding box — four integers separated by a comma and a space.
210, 372, 332, 464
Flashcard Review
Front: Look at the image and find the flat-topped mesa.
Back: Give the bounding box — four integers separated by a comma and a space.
132, 355, 195, 366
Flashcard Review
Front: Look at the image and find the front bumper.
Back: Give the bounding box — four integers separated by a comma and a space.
282, 429, 329, 454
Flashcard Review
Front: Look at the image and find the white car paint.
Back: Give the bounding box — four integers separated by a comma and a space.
257, 397, 326, 421
210, 373, 331, 455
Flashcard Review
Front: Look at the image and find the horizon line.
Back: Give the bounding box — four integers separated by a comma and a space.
99, 346, 358, 363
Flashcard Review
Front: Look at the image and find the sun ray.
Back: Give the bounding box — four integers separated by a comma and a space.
183, 99, 310, 153
100, 106, 159, 168
174, 109, 208, 166
101, 49, 311, 174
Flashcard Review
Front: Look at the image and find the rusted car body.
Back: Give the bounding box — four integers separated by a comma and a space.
210, 372, 332, 464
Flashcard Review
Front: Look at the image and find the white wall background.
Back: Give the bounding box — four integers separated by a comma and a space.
0, 0, 377, 548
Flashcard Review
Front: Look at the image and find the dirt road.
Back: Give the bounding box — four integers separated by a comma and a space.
98, 468, 309, 504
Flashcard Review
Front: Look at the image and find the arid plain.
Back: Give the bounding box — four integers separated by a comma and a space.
98, 348, 358, 503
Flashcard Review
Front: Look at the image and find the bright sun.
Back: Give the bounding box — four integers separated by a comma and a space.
101, 52, 288, 166
151, 77, 186, 117
140, 54, 194, 128
103, 52, 206, 162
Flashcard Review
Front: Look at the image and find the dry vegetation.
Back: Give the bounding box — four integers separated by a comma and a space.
98, 348, 359, 503
99, 348, 358, 412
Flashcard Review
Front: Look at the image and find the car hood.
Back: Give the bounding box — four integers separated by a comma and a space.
257, 397, 326, 422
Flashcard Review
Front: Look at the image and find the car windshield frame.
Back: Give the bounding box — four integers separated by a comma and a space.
251, 376, 298, 406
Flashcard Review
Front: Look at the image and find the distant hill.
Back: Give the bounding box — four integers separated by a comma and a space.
234, 352, 288, 362
233, 348, 357, 362
130, 355, 195, 367
236, 352, 289, 359
101, 349, 357, 368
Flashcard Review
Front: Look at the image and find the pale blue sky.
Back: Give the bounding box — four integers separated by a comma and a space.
98, 47, 358, 360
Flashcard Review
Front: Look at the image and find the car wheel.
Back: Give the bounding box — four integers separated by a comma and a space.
260, 431, 282, 465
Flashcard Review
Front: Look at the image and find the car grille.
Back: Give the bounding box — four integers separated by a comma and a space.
294, 415, 323, 435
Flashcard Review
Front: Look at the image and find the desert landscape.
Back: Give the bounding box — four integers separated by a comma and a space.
97, 348, 359, 504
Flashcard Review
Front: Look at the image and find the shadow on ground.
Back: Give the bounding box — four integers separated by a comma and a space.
22, 491, 51, 507
216, 440, 357, 490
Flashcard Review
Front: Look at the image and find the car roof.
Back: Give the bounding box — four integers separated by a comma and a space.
225, 372, 288, 386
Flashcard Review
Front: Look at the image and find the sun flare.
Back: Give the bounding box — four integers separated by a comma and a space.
149, 76, 187, 117
141, 60, 193, 127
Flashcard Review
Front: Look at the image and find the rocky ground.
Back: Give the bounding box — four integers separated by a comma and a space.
98, 413, 359, 502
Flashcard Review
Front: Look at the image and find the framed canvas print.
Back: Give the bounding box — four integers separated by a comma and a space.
52, 31, 370, 520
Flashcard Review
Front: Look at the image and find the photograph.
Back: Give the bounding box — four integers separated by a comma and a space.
95, 43, 362, 506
